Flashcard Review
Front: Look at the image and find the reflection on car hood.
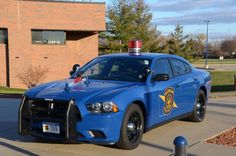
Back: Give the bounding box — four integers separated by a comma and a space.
26, 79, 138, 102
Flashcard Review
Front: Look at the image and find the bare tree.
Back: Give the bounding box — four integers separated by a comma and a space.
220, 39, 236, 56
209, 41, 224, 57
17, 65, 49, 88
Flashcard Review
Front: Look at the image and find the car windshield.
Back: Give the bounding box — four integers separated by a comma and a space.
73, 57, 152, 82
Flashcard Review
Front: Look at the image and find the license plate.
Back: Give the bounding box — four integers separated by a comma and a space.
42, 122, 60, 134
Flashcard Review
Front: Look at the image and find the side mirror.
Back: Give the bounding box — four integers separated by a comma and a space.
70, 64, 80, 76
152, 74, 169, 82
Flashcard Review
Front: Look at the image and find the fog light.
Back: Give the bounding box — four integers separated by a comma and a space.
88, 130, 94, 137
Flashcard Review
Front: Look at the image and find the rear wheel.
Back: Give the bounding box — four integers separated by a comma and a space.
188, 90, 206, 122
116, 104, 144, 150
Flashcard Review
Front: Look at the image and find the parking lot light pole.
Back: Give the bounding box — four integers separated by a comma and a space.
204, 20, 210, 69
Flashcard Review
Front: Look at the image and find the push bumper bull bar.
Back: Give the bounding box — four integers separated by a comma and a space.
18, 96, 79, 142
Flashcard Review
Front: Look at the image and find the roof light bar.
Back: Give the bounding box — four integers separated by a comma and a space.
128, 40, 142, 56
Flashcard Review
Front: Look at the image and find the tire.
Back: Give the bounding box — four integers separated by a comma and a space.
188, 90, 206, 122
116, 104, 144, 150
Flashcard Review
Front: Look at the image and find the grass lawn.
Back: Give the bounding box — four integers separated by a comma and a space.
193, 59, 236, 64
210, 71, 236, 92
0, 86, 26, 94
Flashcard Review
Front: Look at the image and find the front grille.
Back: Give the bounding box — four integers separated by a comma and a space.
28, 98, 81, 140
30, 99, 68, 120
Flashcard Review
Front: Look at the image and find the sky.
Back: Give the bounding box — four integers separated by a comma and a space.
95, 0, 236, 41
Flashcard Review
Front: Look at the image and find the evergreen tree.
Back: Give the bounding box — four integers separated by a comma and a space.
101, 0, 161, 54
190, 34, 206, 57
167, 24, 194, 61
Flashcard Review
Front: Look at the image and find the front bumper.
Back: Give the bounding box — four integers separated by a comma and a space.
18, 97, 123, 144
76, 113, 122, 144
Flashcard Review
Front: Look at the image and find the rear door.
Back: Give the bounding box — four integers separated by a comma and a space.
169, 58, 198, 114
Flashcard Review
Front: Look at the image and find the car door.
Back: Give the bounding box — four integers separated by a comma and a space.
169, 58, 198, 115
148, 58, 179, 125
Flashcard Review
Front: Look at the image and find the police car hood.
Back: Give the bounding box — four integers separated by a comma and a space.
25, 78, 138, 102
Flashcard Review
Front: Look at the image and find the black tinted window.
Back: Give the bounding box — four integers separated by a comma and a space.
0, 29, 7, 44
76, 57, 152, 82
153, 59, 173, 78
171, 59, 191, 76
32, 30, 66, 45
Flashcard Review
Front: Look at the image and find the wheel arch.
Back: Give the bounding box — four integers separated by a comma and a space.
132, 100, 146, 130
199, 86, 207, 98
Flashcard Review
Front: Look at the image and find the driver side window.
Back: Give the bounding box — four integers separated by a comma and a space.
153, 59, 173, 78
82, 60, 107, 78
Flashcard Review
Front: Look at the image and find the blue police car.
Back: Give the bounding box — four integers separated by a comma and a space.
19, 41, 211, 149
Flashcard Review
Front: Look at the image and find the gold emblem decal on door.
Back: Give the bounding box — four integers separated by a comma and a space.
159, 87, 177, 114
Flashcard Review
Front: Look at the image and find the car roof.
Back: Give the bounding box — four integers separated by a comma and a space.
99, 52, 185, 60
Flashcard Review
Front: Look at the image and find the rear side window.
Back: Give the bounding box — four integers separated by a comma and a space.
170, 59, 191, 76
153, 59, 173, 78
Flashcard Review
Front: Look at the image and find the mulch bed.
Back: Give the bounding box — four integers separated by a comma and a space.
205, 127, 236, 147
0, 93, 23, 99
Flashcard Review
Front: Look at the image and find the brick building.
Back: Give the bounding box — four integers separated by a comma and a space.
0, 0, 105, 88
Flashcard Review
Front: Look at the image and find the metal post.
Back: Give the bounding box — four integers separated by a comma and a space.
120, 40, 122, 53
234, 75, 236, 91
173, 136, 188, 156
204, 20, 210, 69
221, 59, 222, 70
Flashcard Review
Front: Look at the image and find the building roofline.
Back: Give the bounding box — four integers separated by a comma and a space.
20, 0, 106, 5
31, 28, 105, 32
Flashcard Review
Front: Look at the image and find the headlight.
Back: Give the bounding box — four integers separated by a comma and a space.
86, 102, 119, 113
92, 102, 102, 112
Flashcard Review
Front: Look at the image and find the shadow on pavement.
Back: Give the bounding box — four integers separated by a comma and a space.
0, 121, 35, 143
141, 141, 172, 152
141, 141, 199, 156
0, 121, 67, 144
0, 141, 39, 156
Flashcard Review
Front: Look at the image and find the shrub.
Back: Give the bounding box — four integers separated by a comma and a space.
17, 65, 49, 88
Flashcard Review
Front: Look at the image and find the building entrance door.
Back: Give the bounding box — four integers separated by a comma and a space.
0, 28, 9, 87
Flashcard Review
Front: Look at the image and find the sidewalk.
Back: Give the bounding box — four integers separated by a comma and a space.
188, 96, 236, 156
189, 142, 236, 156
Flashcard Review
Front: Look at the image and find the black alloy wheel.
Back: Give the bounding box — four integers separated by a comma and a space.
116, 104, 144, 150
196, 93, 206, 119
127, 112, 142, 143
188, 90, 206, 122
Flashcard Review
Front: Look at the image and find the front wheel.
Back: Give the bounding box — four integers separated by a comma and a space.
188, 90, 206, 122
116, 104, 144, 150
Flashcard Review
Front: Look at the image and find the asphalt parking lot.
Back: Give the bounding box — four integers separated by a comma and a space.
0, 97, 235, 156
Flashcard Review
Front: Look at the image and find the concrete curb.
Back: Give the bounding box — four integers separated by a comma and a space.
210, 91, 236, 99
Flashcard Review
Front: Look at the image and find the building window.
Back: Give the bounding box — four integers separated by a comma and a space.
32, 30, 66, 45
0, 29, 7, 44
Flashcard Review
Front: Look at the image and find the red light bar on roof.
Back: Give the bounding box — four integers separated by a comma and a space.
128, 40, 142, 55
